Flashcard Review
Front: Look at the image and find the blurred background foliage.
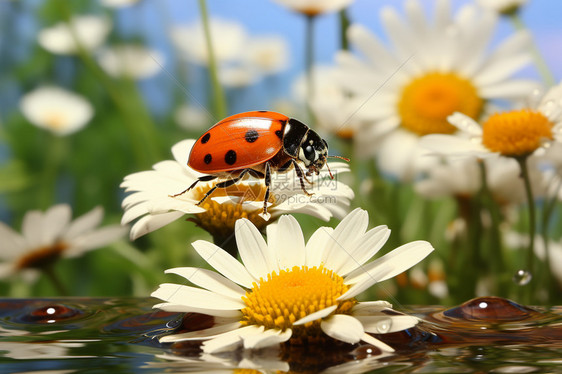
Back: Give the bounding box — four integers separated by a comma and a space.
1, 0, 561, 306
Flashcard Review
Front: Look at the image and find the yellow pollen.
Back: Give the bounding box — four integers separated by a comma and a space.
240, 266, 356, 337
398, 72, 483, 136
189, 183, 274, 238
481, 109, 554, 157
15, 242, 68, 270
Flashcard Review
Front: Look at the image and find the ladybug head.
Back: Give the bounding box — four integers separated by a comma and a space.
298, 129, 329, 175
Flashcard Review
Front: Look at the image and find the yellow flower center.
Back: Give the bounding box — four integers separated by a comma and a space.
241, 266, 356, 341
15, 242, 68, 270
189, 182, 274, 239
398, 72, 483, 136
481, 109, 554, 157
44, 112, 67, 131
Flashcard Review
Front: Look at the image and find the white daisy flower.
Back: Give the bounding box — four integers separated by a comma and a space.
152, 209, 434, 353
0, 205, 127, 281
335, 0, 537, 181
170, 18, 247, 66
97, 44, 164, 79
293, 65, 364, 140
475, 0, 528, 15
100, 0, 140, 8
415, 157, 543, 206
121, 139, 353, 240
19, 86, 94, 136
243, 35, 290, 76
272, 0, 354, 16
38, 15, 110, 55
421, 83, 562, 160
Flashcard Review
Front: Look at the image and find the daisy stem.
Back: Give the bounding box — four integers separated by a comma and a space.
56, 0, 161, 168
516, 156, 536, 293
42, 264, 69, 296
508, 12, 556, 86
305, 14, 317, 125
198, 0, 227, 119
39, 134, 66, 210
339, 9, 350, 50
540, 178, 562, 304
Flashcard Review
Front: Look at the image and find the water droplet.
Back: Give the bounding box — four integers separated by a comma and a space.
513, 269, 532, 286
376, 318, 391, 333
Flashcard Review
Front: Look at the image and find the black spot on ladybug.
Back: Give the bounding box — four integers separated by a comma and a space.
245, 129, 259, 143
225, 150, 237, 165
257, 110, 267, 113
275, 130, 283, 139
204, 154, 212, 164
201, 133, 211, 144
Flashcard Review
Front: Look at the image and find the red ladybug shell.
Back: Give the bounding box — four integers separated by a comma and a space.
188, 111, 289, 173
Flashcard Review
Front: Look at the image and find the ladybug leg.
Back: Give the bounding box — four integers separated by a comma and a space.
170, 175, 217, 198
263, 162, 272, 217
291, 159, 314, 197
196, 169, 250, 206
279, 160, 312, 185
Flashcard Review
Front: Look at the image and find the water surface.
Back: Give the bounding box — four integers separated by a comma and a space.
1, 297, 561, 373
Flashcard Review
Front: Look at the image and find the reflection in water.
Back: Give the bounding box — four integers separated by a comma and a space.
0, 297, 561, 373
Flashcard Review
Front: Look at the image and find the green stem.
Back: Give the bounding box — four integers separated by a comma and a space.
55, 0, 161, 168
516, 156, 536, 287
305, 14, 316, 125
198, 0, 227, 119
39, 135, 66, 210
339, 9, 350, 50
540, 176, 562, 304
508, 12, 556, 86
42, 265, 69, 296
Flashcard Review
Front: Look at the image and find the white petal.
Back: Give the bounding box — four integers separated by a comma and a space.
159, 321, 241, 343
320, 314, 364, 344
151, 283, 245, 310
345, 241, 435, 287
293, 305, 337, 326
357, 315, 419, 334
202, 325, 264, 354
275, 215, 305, 270
338, 225, 391, 276
304, 226, 334, 267
447, 112, 482, 136
129, 211, 184, 240
63, 206, 103, 240
22, 210, 46, 248
235, 218, 271, 280
339, 266, 396, 300
323, 208, 369, 273
192, 240, 255, 288
360, 333, 395, 352
67, 225, 127, 255
242, 328, 292, 350
352, 301, 393, 315
0, 222, 25, 260
420, 134, 489, 158
153, 303, 241, 318
165, 267, 246, 299
43, 204, 72, 243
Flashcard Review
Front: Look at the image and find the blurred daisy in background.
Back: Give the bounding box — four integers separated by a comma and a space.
0, 204, 127, 283
37, 15, 111, 55
243, 35, 290, 76
335, 0, 537, 181
100, 0, 140, 8
272, 0, 354, 16
97, 44, 165, 80
121, 139, 353, 241
152, 209, 433, 353
19, 86, 94, 136
170, 18, 247, 66
174, 104, 212, 131
293, 65, 364, 141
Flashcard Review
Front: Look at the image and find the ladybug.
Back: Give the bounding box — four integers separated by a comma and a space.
176, 110, 347, 217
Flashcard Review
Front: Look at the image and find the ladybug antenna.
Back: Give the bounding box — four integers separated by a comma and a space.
325, 162, 334, 179
328, 155, 351, 162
